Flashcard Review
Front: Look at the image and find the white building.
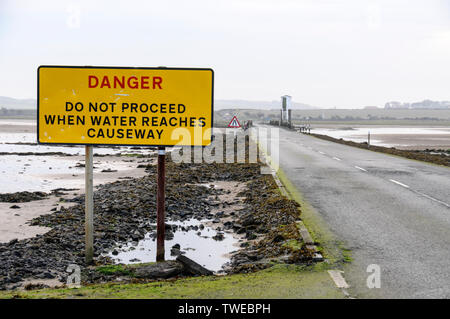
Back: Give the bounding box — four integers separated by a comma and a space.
281, 95, 291, 122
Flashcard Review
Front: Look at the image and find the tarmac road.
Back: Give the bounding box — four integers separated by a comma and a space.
260, 125, 450, 298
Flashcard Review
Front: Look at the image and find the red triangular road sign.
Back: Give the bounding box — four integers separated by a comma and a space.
228, 116, 241, 128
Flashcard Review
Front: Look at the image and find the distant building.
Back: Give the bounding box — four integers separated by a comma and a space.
385, 100, 450, 109
281, 95, 291, 122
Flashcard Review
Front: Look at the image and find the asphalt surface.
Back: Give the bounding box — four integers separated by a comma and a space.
261, 125, 450, 298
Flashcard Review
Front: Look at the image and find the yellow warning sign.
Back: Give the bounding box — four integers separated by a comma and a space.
38, 66, 214, 146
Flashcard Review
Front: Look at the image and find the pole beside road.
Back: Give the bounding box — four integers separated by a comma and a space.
156, 147, 166, 262
85, 145, 94, 264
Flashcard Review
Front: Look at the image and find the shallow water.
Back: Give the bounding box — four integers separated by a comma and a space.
106, 218, 239, 272
311, 127, 450, 148
0, 119, 36, 126
0, 132, 156, 155
0, 155, 142, 193
0, 120, 157, 193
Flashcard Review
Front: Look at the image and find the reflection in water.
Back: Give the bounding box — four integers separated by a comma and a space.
106, 219, 240, 272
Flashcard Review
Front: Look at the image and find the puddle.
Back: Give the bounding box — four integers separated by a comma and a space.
106, 218, 240, 273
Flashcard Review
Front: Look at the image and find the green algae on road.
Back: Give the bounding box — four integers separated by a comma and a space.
0, 264, 344, 299
276, 168, 349, 267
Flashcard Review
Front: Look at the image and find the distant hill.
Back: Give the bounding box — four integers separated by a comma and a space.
0, 96, 36, 110
214, 99, 316, 110
0, 96, 316, 111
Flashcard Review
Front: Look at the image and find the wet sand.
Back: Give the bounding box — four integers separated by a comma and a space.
0, 120, 153, 243
310, 124, 450, 150
0, 123, 36, 133
0, 160, 150, 243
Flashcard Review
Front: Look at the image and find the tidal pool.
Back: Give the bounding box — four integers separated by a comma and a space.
310, 126, 450, 149
106, 218, 240, 273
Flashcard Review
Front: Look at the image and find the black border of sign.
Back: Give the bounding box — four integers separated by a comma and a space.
37, 65, 214, 148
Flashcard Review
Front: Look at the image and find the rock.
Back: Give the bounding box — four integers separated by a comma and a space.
10, 205, 20, 209
129, 258, 141, 262
165, 231, 174, 240
170, 248, 183, 256
242, 216, 259, 226
212, 233, 225, 241
176, 255, 213, 276
223, 221, 233, 229
112, 249, 119, 256
133, 261, 184, 279
272, 234, 284, 243
101, 169, 118, 173
246, 232, 257, 240
245, 252, 259, 261
0, 191, 48, 203
232, 223, 243, 230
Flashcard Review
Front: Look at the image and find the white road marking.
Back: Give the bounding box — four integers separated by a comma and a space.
389, 179, 410, 188
328, 270, 350, 289
414, 191, 450, 208
354, 166, 367, 172
318, 151, 326, 155
332, 157, 341, 161
389, 180, 450, 208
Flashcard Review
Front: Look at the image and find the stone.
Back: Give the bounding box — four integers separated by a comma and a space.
176, 255, 213, 276
133, 261, 184, 279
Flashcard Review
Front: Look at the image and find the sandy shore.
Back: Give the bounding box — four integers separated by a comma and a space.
0, 160, 151, 243
0, 119, 157, 243
0, 123, 36, 133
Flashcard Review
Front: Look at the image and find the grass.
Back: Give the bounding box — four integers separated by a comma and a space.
276, 168, 350, 267
0, 264, 343, 299
282, 239, 303, 251
96, 265, 134, 277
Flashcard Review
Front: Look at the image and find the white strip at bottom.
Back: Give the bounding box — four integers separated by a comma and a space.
328, 270, 350, 289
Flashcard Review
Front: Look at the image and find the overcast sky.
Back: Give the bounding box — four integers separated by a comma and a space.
0, 0, 449, 108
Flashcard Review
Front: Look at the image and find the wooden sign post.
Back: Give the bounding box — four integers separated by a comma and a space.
156, 147, 166, 261
85, 145, 94, 264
